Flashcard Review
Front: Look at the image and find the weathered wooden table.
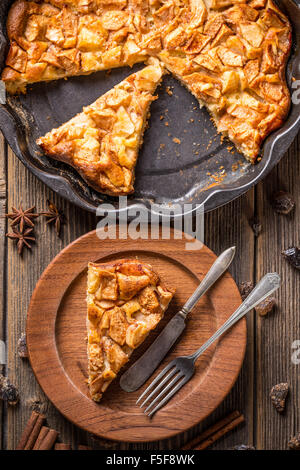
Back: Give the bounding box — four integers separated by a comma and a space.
0, 131, 299, 450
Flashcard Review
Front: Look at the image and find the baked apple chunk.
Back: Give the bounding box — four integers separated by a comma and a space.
86, 259, 175, 402
37, 60, 164, 195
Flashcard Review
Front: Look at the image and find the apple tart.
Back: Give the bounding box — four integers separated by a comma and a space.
156, 0, 291, 161
3, 0, 292, 164
37, 60, 164, 195
86, 259, 175, 402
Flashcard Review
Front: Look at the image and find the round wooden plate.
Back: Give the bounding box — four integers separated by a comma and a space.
27, 227, 246, 442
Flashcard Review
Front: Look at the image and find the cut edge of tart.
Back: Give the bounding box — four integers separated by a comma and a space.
37, 58, 164, 196
86, 258, 175, 402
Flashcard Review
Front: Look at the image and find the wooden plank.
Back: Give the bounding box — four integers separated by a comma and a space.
4, 144, 255, 450
5, 146, 96, 449
4, 149, 153, 451
5, 136, 297, 449
4, 143, 257, 450
0, 133, 6, 450
198, 189, 256, 450
255, 134, 300, 450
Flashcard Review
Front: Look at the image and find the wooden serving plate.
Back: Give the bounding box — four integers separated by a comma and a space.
27, 227, 246, 442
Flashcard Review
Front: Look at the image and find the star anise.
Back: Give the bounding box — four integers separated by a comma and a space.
6, 227, 35, 255
6, 204, 39, 232
41, 200, 65, 236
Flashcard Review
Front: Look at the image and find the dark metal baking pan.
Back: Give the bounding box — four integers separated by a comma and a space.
0, 0, 299, 215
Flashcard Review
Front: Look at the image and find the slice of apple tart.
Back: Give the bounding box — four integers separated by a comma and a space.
86, 259, 175, 402
37, 59, 164, 195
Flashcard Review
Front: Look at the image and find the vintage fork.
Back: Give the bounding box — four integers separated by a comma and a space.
137, 272, 281, 417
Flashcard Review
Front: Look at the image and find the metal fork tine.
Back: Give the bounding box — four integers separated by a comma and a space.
136, 360, 177, 405
146, 375, 189, 418
144, 371, 184, 414
139, 367, 178, 408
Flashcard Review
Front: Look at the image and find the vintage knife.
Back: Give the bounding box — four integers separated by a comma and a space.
120, 246, 236, 392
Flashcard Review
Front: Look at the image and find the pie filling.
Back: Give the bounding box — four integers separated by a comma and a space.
37, 59, 164, 195
86, 259, 175, 402
3, 0, 292, 167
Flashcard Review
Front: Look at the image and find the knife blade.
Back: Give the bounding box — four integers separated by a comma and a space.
120, 246, 236, 392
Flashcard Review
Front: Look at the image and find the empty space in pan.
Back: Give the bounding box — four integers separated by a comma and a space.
17, 67, 251, 201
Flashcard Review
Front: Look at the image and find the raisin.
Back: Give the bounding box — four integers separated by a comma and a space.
282, 247, 300, 270
255, 296, 276, 316
0, 374, 19, 406
272, 191, 295, 215
288, 433, 300, 450
240, 283, 276, 315
18, 333, 28, 358
270, 383, 289, 413
239, 281, 254, 300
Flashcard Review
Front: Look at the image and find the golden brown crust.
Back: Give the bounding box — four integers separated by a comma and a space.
6, 0, 28, 41
86, 259, 175, 402
37, 60, 164, 195
2, 0, 292, 162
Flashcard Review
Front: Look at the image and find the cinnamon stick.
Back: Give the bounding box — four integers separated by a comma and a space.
39, 428, 58, 450
32, 426, 49, 449
16, 411, 46, 450
54, 443, 71, 450
181, 411, 244, 450
33, 426, 58, 450
78, 445, 92, 450
195, 414, 245, 450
